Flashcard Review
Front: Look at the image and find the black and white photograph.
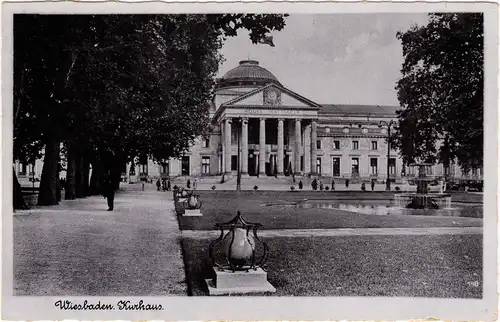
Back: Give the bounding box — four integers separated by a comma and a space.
2, 2, 497, 321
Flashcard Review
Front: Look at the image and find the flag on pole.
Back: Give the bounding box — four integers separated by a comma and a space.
257, 35, 275, 47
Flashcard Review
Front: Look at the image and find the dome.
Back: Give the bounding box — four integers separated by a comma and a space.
217, 60, 281, 88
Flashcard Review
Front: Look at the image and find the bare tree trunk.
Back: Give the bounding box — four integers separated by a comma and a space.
65, 140, 76, 200
38, 139, 60, 206
13, 168, 29, 210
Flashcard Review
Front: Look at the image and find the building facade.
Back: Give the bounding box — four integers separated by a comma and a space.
123, 60, 475, 182
15, 60, 481, 184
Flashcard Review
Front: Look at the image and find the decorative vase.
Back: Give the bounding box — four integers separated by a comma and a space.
222, 228, 255, 266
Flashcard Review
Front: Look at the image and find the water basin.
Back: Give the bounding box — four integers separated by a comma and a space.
295, 199, 483, 218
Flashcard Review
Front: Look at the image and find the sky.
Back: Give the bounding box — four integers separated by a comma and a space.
218, 14, 429, 106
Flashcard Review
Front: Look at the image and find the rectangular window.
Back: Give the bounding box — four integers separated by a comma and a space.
352, 141, 359, 150
389, 158, 396, 175
316, 140, 322, 150
301, 156, 304, 172
333, 140, 340, 150
202, 138, 210, 148
351, 158, 359, 175
370, 158, 378, 175
316, 157, 322, 174
140, 164, 148, 175
202, 157, 210, 174
231, 155, 237, 171
332, 157, 340, 176
371, 141, 378, 150
29, 163, 36, 176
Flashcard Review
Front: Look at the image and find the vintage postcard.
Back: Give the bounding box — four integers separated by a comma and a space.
2, 1, 497, 321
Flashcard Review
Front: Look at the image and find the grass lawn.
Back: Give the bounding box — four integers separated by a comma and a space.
182, 234, 482, 298
176, 191, 482, 231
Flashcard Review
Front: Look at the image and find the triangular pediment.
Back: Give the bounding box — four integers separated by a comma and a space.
222, 84, 321, 109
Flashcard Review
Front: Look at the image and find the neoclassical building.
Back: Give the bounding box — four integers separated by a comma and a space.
15, 60, 479, 185
124, 60, 469, 183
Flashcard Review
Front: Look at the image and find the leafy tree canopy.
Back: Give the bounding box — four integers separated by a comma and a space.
394, 13, 483, 171
14, 14, 288, 167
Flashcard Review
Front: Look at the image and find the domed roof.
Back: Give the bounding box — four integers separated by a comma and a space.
217, 60, 281, 88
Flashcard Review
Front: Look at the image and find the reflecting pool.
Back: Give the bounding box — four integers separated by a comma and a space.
295, 199, 483, 218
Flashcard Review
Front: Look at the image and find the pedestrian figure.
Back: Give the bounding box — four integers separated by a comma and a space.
320, 181, 324, 191
187, 179, 191, 189
298, 180, 303, 190
156, 179, 161, 191
361, 182, 366, 191
103, 174, 115, 211
162, 179, 167, 191
167, 179, 171, 191
331, 179, 335, 191
292, 173, 296, 183
193, 178, 198, 190
311, 178, 317, 190
141, 182, 145, 191
371, 180, 375, 191
345, 179, 350, 188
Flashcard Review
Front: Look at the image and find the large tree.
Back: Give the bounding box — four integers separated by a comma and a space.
394, 13, 483, 171
13, 14, 288, 208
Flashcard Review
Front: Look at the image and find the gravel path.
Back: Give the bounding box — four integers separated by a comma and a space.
14, 185, 186, 296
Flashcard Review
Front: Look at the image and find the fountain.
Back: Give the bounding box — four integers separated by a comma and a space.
394, 163, 451, 209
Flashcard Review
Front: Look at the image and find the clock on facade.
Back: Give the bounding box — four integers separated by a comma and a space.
264, 88, 281, 105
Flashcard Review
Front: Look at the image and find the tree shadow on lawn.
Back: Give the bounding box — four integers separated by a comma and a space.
181, 235, 483, 298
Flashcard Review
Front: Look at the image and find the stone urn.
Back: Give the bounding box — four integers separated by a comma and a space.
181, 189, 192, 198
184, 194, 202, 210
222, 228, 255, 266
209, 211, 269, 272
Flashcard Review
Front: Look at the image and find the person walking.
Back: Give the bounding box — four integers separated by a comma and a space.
193, 178, 198, 190
345, 179, 350, 189
298, 180, 303, 190
167, 179, 171, 191
331, 179, 335, 191
102, 174, 115, 211
371, 180, 375, 191
156, 179, 161, 191
319, 180, 324, 191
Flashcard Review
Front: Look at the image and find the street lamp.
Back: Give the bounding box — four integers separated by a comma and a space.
378, 120, 396, 191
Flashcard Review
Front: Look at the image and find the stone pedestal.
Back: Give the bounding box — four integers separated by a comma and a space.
205, 267, 276, 295
183, 209, 202, 217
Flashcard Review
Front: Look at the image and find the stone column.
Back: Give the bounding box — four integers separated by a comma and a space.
259, 118, 267, 177
277, 118, 285, 177
310, 119, 318, 175
224, 118, 232, 175
295, 118, 302, 174
241, 117, 249, 177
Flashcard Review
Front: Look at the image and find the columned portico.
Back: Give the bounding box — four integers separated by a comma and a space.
259, 118, 267, 177
294, 118, 302, 175
241, 117, 249, 177
277, 118, 285, 177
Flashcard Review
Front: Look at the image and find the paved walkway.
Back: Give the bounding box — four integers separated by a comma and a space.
13, 185, 185, 296
181, 226, 482, 239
